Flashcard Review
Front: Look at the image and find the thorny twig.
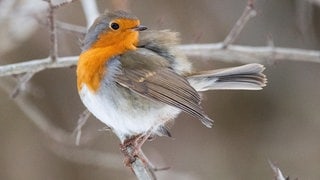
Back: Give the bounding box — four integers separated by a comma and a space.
222, 0, 257, 48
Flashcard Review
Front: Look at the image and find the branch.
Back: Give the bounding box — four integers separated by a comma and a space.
222, 0, 257, 48
119, 142, 157, 179
52, 0, 79, 9
73, 109, 91, 146
1, 45, 319, 77
130, 153, 157, 180
268, 160, 290, 180
56, 21, 86, 35
0, 56, 77, 77
11, 72, 35, 98
80, 0, 99, 27
45, 0, 58, 62
179, 43, 320, 64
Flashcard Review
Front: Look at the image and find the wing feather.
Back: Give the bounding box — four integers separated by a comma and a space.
115, 49, 213, 127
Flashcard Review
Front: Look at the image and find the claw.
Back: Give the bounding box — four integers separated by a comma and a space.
119, 130, 153, 168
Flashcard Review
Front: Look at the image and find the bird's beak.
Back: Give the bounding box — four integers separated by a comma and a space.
133, 25, 147, 31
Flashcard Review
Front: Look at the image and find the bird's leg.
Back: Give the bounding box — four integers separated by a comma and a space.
120, 130, 153, 167
120, 135, 138, 166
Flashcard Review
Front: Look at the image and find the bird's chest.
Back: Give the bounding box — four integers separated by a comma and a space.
79, 81, 180, 140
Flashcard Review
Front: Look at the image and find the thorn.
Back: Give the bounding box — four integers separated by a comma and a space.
268, 160, 287, 180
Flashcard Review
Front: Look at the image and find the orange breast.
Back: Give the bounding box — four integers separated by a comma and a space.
77, 25, 139, 92
77, 48, 110, 92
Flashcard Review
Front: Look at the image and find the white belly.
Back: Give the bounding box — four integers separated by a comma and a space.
79, 84, 180, 142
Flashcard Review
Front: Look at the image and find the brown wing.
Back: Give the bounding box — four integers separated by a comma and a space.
115, 49, 213, 127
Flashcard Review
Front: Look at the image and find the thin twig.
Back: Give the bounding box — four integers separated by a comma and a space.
73, 109, 91, 146
45, 0, 58, 62
268, 160, 289, 180
52, 0, 79, 9
11, 72, 35, 98
222, 0, 257, 48
56, 21, 86, 35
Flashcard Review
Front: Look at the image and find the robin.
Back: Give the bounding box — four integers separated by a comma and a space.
77, 10, 266, 164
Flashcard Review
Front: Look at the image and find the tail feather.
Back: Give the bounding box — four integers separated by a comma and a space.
188, 63, 267, 91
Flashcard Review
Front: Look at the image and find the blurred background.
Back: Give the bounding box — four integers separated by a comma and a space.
1, 0, 320, 179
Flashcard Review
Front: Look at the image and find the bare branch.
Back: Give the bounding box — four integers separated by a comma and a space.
11, 72, 35, 98
56, 21, 86, 35
0, 45, 319, 78
80, 0, 99, 27
52, 0, 79, 9
73, 109, 91, 146
44, 0, 58, 62
179, 43, 320, 64
0, 56, 77, 77
222, 0, 257, 48
132, 159, 156, 180
124, 146, 157, 180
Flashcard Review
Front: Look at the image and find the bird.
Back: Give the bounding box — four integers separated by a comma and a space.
76, 10, 266, 165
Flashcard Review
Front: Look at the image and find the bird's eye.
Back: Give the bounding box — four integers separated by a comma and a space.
110, 22, 120, 30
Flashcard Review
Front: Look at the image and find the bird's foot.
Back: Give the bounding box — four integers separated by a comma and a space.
119, 131, 153, 167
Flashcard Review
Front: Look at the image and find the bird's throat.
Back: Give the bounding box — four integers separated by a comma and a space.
77, 45, 134, 92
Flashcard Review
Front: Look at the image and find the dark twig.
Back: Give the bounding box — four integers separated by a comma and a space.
222, 0, 257, 48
